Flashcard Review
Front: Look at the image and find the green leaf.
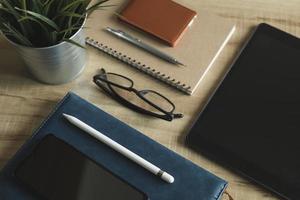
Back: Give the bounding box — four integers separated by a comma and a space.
2, 23, 32, 46
0, 0, 28, 36
53, 11, 85, 20
49, 31, 57, 43
15, 7, 59, 31
0, 0, 111, 47
42, 0, 52, 7
86, 0, 109, 13
1, 0, 20, 18
62, 38, 86, 49
74, 0, 91, 14
60, 0, 86, 12
18, 16, 49, 34
30, 0, 43, 14
0, 6, 14, 15
58, 26, 81, 34
43, 0, 55, 15
21, 0, 27, 16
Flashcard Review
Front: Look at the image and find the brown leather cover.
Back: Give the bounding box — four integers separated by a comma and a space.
119, 0, 197, 47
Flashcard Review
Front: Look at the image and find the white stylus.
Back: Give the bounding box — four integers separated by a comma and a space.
63, 113, 174, 184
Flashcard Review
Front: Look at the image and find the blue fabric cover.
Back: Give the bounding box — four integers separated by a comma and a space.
0, 92, 227, 200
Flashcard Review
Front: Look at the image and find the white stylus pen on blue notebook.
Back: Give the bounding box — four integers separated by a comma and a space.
63, 113, 174, 184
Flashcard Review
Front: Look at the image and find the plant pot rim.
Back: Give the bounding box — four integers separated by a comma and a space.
3, 15, 87, 50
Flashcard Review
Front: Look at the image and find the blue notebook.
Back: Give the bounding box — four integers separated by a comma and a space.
0, 92, 227, 200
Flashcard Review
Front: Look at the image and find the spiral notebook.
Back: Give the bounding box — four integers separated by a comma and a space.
86, 0, 236, 95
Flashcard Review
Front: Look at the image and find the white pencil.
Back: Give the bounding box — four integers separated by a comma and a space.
63, 113, 174, 184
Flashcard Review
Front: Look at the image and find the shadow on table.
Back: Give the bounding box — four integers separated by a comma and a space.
0, 37, 39, 86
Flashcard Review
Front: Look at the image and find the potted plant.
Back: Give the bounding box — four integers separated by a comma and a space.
0, 0, 110, 84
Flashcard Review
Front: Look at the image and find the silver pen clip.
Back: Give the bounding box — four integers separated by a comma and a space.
118, 30, 141, 42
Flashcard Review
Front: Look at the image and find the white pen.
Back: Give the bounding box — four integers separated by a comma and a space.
63, 113, 174, 184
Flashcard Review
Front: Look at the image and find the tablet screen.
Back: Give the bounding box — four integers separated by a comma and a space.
187, 23, 300, 200
15, 135, 147, 200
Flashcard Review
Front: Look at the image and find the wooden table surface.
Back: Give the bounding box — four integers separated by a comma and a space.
0, 0, 299, 199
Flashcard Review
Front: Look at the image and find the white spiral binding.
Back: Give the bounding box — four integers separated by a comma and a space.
85, 37, 191, 95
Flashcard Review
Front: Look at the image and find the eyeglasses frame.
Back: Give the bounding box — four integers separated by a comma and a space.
93, 69, 182, 121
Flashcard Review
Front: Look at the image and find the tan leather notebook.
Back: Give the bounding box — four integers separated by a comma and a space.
119, 0, 197, 47
86, 0, 236, 95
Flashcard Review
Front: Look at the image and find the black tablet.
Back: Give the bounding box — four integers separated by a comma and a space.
15, 134, 148, 200
186, 23, 300, 200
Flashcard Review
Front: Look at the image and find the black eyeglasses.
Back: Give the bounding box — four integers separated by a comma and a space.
93, 68, 183, 121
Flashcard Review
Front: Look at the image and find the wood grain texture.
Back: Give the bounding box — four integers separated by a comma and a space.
0, 0, 299, 199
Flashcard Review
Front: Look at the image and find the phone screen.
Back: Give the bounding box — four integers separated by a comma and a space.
15, 134, 148, 200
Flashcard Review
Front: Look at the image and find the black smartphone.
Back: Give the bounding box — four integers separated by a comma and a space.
15, 134, 148, 200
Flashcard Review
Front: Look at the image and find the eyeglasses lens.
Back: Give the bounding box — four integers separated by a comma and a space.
141, 91, 174, 113
104, 73, 133, 88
